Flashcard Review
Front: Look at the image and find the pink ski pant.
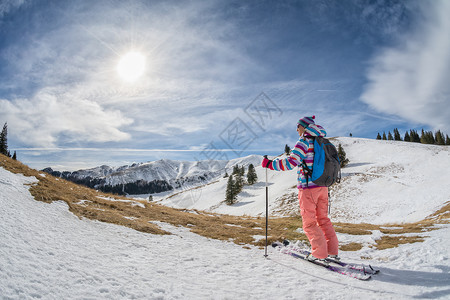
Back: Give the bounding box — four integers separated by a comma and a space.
298, 187, 339, 259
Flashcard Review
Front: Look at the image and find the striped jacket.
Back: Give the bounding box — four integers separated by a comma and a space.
269, 123, 327, 189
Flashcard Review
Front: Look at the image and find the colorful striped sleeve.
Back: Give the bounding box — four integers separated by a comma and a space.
271, 139, 308, 171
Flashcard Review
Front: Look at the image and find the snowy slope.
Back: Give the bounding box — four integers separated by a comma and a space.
154, 164, 297, 216
329, 137, 450, 224
151, 138, 450, 225
1, 163, 450, 299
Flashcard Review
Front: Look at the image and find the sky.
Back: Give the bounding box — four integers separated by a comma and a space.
0, 0, 449, 171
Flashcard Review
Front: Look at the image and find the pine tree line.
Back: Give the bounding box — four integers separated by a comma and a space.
225, 164, 257, 205
0, 122, 17, 160
43, 167, 175, 196
102, 179, 173, 196
376, 128, 450, 145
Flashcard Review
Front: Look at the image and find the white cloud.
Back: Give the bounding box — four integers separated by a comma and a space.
360, 0, 450, 132
0, 88, 132, 148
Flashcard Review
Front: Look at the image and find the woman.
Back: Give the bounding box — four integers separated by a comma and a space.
262, 116, 339, 262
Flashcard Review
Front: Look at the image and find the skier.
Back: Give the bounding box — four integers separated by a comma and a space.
262, 116, 339, 263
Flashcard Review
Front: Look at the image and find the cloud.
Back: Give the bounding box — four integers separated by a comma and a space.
0, 87, 132, 147
360, 0, 450, 131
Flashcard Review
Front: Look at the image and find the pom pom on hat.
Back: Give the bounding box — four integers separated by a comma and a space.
297, 115, 315, 128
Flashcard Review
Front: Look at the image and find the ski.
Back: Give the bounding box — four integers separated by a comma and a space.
272, 242, 375, 281
288, 245, 379, 275
276, 245, 372, 281
274, 240, 380, 275
325, 256, 380, 275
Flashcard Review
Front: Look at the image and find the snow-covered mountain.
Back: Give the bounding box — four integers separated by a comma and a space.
102, 155, 261, 186
43, 155, 262, 194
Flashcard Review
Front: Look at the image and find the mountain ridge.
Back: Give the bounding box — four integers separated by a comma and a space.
42, 155, 262, 195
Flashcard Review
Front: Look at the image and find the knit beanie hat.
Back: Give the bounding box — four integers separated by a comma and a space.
297, 115, 315, 128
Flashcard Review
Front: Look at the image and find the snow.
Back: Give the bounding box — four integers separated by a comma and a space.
1, 138, 450, 299
96, 196, 146, 208
151, 164, 297, 217
153, 138, 450, 224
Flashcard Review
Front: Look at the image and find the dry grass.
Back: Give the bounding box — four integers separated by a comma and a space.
427, 201, 450, 223
339, 243, 363, 251
1, 154, 448, 251
334, 221, 439, 250
334, 223, 378, 235
375, 235, 426, 250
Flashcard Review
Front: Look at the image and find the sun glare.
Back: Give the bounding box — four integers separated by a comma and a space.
117, 52, 146, 82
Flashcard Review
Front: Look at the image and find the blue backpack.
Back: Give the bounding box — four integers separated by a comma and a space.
302, 137, 341, 187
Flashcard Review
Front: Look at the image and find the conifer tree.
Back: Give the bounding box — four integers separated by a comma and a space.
388, 131, 393, 141
435, 130, 445, 145
232, 165, 239, 175
235, 172, 244, 193
408, 130, 414, 142
382, 132, 387, 140
247, 164, 257, 185
446, 134, 450, 145
393, 128, 402, 141
284, 144, 291, 155
376, 133, 381, 140
0, 122, 9, 156
404, 131, 410, 142
225, 175, 236, 205
420, 129, 426, 144
337, 144, 349, 168
428, 131, 435, 144
12, 151, 17, 160
421, 130, 435, 144
240, 165, 245, 176
410, 130, 420, 143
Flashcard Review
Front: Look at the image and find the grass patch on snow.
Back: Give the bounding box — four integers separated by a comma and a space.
334, 223, 377, 235
339, 243, 363, 251
374, 235, 426, 250
1, 154, 447, 251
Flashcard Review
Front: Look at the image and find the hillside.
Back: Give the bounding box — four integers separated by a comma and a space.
152, 137, 450, 225
1, 138, 450, 299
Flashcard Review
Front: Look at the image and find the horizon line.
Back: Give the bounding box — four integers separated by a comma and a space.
14, 147, 277, 153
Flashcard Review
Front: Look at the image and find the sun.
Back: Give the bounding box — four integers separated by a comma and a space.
117, 51, 146, 82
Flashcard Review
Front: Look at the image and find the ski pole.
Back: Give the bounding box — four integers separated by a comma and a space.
328, 190, 331, 215
263, 153, 283, 258
264, 167, 269, 258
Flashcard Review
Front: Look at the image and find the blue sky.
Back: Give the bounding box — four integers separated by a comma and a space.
1, 0, 449, 171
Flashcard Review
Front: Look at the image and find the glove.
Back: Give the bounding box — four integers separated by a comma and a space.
262, 155, 274, 170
